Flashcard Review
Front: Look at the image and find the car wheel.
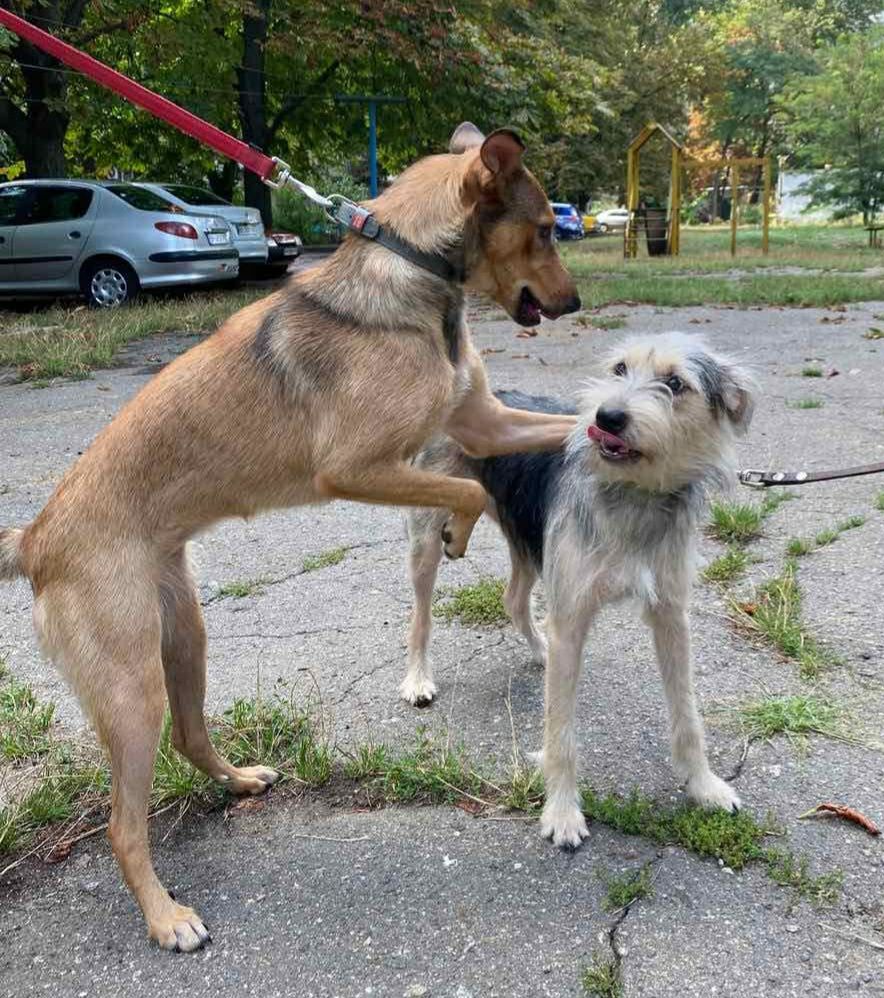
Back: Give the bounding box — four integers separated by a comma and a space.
81, 259, 139, 308
599, 223, 609, 233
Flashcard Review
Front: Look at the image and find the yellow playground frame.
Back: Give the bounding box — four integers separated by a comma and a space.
624, 122, 772, 259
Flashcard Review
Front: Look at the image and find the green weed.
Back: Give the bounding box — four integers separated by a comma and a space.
786, 537, 814, 557
801, 366, 823, 378
702, 546, 749, 583
434, 577, 508, 626
0, 676, 55, 762
789, 398, 824, 409
736, 695, 847, 743
863, 327, 884, 340
217, 577, 269, 599
301, 547, 349, 573
708, 501, 763, 543
376, 730, 485, 804
342, 743, 391, 780
876, 492, 884, 512
766, 849, 843, 906
814, 528, 840, 547
601, 863, 655, 912
581, 955, 622, 998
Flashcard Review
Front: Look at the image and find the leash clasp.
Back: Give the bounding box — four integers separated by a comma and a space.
331, 198, 379, 237
738, 469, 769, 490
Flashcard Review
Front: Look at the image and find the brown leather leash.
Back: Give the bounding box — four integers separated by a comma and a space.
739, 460, 884, 489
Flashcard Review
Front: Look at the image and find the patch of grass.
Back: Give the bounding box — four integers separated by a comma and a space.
581, 786, 771, 870
876, 492, 884, 512
736, 695, 847, 743
217, 694, 332, 786
863, 327, 884, 340
377, 730, 485, 804
702, 546, 749, 584
729, 558, 832, 680
786, 537, 814, 557
801, 366, 823, 378
789, 398, 824, 410
838, 514, 865, 531
766, 848, 843, 907
301, 546, 349, 573
759, 489, 797, 516
0, 751, 109, 854
581, 955, 622, 998
217, 577, 269, 599
342, 742, 390, 780
501, 758, 545, 813
433, 577, 508, 626
0, 289, 266, 380
708, 501, 764, 543
601, 862, 655, 912
814, 528, 840, 547
575, 314, 627, 330
0, 675, 55, 762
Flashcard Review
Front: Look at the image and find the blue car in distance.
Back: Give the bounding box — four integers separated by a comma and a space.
552, 202, 584, 240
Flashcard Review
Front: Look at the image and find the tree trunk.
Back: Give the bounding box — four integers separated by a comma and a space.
237, 0, 272, 227
207, 158, 239, 203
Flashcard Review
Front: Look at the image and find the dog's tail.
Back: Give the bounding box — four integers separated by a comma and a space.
0, 528, 24, 581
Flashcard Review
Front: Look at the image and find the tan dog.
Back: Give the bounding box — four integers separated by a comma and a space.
0, 123, 579, 951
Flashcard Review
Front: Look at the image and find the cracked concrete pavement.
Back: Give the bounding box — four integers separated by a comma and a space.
1, 293, 883, 996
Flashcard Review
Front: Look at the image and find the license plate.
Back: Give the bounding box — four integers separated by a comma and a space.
207, 232, 229, 245
237, 223, 262, 237
283, 246, 299, 256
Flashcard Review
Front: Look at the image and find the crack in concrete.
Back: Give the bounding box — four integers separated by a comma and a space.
209, 625, 362, 642
724, 735, 753, 783
200, 538, 401, 606
604, 855, 665, 985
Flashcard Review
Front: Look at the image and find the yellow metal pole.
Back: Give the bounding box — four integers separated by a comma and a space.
625, 146, 638, 258
669, 144, 681, 256
762, 156, 771, 256
730, 163, 739, 258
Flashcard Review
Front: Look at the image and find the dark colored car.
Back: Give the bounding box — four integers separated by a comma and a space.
552, 202, 584, 240
263, 231, 302, 277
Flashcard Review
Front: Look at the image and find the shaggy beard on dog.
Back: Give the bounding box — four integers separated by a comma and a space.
403, 332, 758, 848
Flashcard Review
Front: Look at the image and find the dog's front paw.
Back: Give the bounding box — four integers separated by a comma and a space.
686, 771, 741, 813
399, 672, 437, 707
529, 635, 548, 668
149, 901, 211, 953
539, 799, 589, 850
441, 513, 476, 560
223, 765, 280, 796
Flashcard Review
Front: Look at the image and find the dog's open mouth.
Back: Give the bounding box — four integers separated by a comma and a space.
587, 424, 641, 462
515, 286, 558, 326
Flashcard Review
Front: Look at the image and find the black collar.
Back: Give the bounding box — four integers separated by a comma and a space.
333, 200, 463, 283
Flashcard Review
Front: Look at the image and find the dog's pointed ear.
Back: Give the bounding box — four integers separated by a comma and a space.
450, 121, 486, 154
721, 365, 757, 435
480, 128, 526, 178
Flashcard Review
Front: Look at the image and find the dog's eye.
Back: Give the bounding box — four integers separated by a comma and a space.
538, 225, 553, 243
613, 361, 627, 376
665, 375, 685, 394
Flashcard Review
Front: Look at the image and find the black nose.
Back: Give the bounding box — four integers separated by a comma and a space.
563, 294, 581, 315
596, 406, 628, 434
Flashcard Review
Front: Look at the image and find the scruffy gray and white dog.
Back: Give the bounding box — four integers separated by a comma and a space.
403, 332, 756, 848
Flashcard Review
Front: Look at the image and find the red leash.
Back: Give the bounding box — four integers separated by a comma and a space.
0, 8, 279, 183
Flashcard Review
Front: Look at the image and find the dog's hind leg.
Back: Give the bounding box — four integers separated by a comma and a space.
160, 552, 279, 794
503, 544, 546, 667
644, 602, 740, 813
538, 607, 596, 849
401, 509, 447, 705
41, 579, 210, 951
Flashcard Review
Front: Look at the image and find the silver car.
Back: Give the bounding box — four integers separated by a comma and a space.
137, 183, 268, 266
0, 179, 238, 307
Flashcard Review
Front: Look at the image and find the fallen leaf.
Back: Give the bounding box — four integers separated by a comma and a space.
510, 354, 530, 359
516, 329, 538, 338
229, 798, 266, 815
737, 601, 758, 616
798, 803, 880, 836
826, 369, 840, 378
480, 347, 505, 355
44, 841, 73, 864
455, 798, 484, 816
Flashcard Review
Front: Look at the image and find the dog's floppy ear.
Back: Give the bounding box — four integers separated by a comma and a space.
480, 128, 526, 178
450, 121, 486, 154
721, 364, 757, 435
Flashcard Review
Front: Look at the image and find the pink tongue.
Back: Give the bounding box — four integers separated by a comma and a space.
587, 424, 626, 450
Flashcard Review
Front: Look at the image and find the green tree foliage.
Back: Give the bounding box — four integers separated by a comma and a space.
781, 27, 884, 223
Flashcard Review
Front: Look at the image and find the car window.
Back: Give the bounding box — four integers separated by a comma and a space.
20, 186, 94, 225
553, 205, 570, 216
161, 185, 229, 207
106, 184, 182, 213
0, 185, 30, 226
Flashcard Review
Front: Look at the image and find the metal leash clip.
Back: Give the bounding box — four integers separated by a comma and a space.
737, 469, 769, 490
331, 198, 380, 237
